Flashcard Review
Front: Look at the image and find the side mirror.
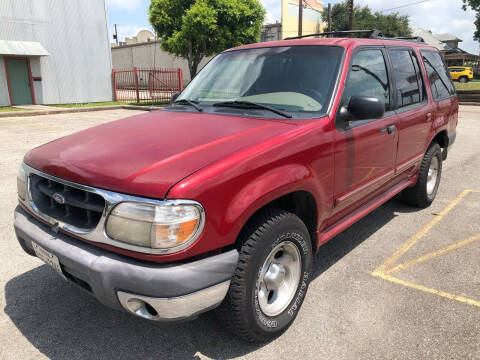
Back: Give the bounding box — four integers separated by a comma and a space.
347, 95, 384, 121
171, 92, 181, 104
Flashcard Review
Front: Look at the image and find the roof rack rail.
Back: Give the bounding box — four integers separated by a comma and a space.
284, 30, 426, 43
284, 29, 384, 40
394, 36, 425, 43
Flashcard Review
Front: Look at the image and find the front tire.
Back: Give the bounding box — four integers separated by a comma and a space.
402, 143, 442, 208
217, 209, 313, 343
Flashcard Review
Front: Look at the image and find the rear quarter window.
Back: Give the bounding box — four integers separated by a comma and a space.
421, 50, 456, 101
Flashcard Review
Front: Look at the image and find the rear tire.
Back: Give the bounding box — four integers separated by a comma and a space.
216, 209, 313, 343
402, 143, 442, 208
459, 76, 468, 83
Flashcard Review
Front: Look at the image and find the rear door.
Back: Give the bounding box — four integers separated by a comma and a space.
420, 50, 457, 139
332, 47, 399, 216
387, 47, 432, 173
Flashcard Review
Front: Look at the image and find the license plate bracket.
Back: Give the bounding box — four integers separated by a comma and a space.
32, 242, 66, 279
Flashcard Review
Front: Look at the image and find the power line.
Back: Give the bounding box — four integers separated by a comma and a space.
379, 0, 430, 13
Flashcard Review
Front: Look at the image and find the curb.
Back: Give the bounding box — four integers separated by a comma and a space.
459, 102, 480, 106
456, 90, 480, 94
0, 105, 164, 118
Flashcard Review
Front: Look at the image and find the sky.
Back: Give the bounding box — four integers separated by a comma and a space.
106, 0, 479, 54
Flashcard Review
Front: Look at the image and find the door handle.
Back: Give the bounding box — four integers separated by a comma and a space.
381, 125, 396, 135
426, 112, 432, 122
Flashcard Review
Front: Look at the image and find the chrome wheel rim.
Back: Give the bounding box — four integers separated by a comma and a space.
427, 157, 439, 195
257, 241, 302, 317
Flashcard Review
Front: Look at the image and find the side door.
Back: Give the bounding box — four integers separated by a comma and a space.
332, 47, 399, 218
387, 47, 433, 173
448, 68, 459, 81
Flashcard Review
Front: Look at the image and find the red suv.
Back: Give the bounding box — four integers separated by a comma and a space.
15, 31, 458, 342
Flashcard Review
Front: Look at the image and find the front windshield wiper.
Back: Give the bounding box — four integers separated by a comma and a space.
173, 99, 203, 112
213, 100, 292, 118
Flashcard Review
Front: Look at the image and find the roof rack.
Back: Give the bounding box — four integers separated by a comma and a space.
284, 29, 384, 40
394, 36, 425, 43
284, 29, 426, 43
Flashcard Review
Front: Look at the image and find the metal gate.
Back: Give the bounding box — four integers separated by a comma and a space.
112, 67, 183, 103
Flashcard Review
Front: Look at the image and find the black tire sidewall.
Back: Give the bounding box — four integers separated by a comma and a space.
246, 216, 313, 337
425, 146, 442, 202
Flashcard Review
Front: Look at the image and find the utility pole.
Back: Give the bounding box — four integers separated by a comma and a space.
327, 3, 332, 34
298, 0, 303, 37
113, 24, 119, 46
348, 0, 354, 31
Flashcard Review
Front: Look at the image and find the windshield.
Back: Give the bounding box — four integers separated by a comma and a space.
177, 46, 344, 118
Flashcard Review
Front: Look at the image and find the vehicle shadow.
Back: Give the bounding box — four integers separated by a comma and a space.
4, 195, 417, 360
312, 194, 417, 279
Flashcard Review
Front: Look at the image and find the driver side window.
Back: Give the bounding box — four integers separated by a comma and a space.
344, 49, 390, 111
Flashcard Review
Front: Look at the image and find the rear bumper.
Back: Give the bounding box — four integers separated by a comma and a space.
14, 206, 238, 322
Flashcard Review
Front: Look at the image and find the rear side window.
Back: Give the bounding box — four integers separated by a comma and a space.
344, 49, 390, 111
421, 50, 456, 101
388, 49, 426, 109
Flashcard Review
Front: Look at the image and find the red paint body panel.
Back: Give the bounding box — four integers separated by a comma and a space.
333, 112, 399, 214
167, 118, 335, 259
25, 110, 295, 199
22, 37, 458, 263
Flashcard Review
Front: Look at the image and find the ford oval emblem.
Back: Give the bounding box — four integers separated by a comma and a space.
52, 193, 66, 205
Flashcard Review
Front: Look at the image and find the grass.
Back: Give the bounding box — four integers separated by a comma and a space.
51, 101, 168, 108
454, 80, 480, 91
0, 106, 24, 113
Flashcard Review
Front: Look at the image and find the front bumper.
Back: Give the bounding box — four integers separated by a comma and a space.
14, 206, 238, 322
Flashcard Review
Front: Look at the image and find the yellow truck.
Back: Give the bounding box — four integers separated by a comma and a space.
448, 66, 474, 83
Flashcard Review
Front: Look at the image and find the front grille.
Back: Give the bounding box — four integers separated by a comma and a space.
29, 174, 105, 230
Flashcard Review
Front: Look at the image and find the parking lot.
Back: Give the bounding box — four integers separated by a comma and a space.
0, 106, 478, 359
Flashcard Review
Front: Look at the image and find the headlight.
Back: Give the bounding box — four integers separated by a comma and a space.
105, 201, 204, 251
17, 163, 27, 201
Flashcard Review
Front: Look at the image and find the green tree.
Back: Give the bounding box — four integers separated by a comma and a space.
323, 1, 411, 38
149, 0, 265, 78
462, 0, 480, 40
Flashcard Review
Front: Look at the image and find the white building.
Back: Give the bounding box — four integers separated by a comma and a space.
0, 0, 113, 106
412, 28, 464, 52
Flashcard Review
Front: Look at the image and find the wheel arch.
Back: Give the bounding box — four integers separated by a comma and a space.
234, 190, 319, 252
431, 129, 449, 160
432, 129, 449, 149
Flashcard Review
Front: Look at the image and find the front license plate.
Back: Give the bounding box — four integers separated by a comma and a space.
32, 242, 66, 279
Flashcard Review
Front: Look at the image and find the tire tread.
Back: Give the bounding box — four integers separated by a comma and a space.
402, 142, 442, 208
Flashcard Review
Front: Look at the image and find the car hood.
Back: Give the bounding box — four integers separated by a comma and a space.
25, 110, 295, 199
